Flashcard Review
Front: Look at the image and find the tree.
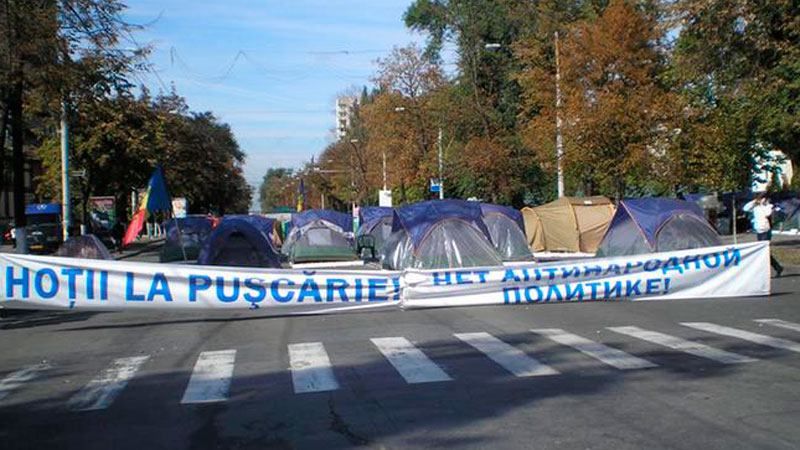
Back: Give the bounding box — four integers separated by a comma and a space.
518, 0, 677, 198
259, 168, 294, 212
671, 0, 800, 189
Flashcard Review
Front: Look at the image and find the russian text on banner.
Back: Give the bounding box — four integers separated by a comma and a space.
402, 242, 770, 309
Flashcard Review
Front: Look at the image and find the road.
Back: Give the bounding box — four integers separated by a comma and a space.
1, 269, 800, 449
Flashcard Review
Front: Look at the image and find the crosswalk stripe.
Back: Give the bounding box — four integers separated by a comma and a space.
371, 337, 452, 383
681, 322, 800, 353
68, 356, 150, 411
754, 319, 800, 333
454, 332, 558, 377
181, 350, 237, 404
608, 326, 757, 364
0, 362, 51, 402
531, 329, 657, 370
288, 342, 339, 393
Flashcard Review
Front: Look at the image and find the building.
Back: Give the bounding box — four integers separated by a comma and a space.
335, 96, 357, 140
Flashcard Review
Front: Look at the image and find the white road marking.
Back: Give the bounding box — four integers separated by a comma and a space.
68, 356, 150, 411
608, 326, 757, 364
0, 362, 50, 401
754, 319, 800, 333
681, 322, 800, 353
454, 332, 558, 377
531, 328, 657, 370
181, 350, 237, 404
371, 337, 452, 383
288, 342, 339, 393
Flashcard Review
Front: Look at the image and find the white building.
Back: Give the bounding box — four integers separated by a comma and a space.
335, 96, 357, 140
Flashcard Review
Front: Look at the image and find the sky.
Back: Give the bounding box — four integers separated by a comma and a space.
123, 0, 427, 210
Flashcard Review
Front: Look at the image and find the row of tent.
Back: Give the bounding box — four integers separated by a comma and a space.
58, 197, 725, 271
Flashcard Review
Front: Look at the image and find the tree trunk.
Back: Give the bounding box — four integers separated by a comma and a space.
10, 80, 27, 252
0, 93, 8, 209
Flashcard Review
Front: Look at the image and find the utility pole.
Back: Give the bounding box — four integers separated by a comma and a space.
382, 149, 387, 191
60, 101, 71, 241
555, 31, 565, 198
438, 127, 444, 200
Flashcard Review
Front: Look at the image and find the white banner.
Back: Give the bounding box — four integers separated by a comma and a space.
402, 242, 770, 309
0, 254, 401, 313
0, 243, 770, 313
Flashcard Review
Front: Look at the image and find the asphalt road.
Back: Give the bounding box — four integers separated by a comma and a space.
1, 268, 800, 449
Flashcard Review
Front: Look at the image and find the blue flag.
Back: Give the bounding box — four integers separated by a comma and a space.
145, 166, 173, 212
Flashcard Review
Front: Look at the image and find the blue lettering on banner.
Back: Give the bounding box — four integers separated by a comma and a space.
624, 261, 643, 274
392, 277, 401, 300
645, 278, 661, 295
605, 280, 623, 298
703, 253, 721, 268
643, 259, 661, 272
433, 272, 452, 286
147, 273, 173, 302
6, 266, 30, 299
368, 278, 388, 302
605, 264, 622, 276
724, 248, 741, 267
216, 276, 239, 303
561, 266, 581, 279
34, 268, 59, 299
326, 278, 349, 302
565, 283, 584, 300
61, 268, 82, 299
455, 271, 472, 285
298, 278, 322, 303
85, 270, 94, 299
625, 280, 642, 296
125, 272, 145, 301
99, 271, 108, 300
243, 278, 266, 303
188, 275, 212, 302
683, 254, 701, 270
502, 269, 521, 283
271, 278, 295, 303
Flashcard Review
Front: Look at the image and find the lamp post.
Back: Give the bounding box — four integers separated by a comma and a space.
60, 101, 71, 241
554, 31, 565, 198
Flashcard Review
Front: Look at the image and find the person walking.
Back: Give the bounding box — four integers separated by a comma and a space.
743, 193, 783, 277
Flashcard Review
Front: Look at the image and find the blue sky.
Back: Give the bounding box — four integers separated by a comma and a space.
124, 0, 427, 208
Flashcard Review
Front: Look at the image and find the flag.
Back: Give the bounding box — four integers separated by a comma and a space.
122, 166, 173, 247
296, 178, 305, 212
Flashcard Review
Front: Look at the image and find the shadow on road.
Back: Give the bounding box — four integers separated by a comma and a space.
0, 329, 796, 449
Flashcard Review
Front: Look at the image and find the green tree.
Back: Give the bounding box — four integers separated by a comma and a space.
259, 168, 294, 212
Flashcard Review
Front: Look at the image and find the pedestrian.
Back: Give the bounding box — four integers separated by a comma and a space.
743, 192, 783, 277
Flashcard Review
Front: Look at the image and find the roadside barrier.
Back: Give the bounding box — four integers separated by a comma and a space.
0, 242, 770, 313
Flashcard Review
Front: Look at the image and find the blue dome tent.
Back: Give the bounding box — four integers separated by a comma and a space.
480, 203, 533, 261
357, 206, 394, 256
282, 209, 356, 263
197, 215, 281, 268
160, 216, 214, 262
596, 198, 721, 257
382, 200, 502, 270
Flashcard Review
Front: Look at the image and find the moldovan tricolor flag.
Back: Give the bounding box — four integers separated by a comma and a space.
122, 166, 173, 247
296, 178, 305, 212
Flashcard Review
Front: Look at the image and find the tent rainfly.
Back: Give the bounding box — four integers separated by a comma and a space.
480, 203, 533, 261
382, 199, 502, 270
596, 197, 721, 257
522, 196, 615, 253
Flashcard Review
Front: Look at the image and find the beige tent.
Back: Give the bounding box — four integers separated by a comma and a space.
522, 196, 615, 253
